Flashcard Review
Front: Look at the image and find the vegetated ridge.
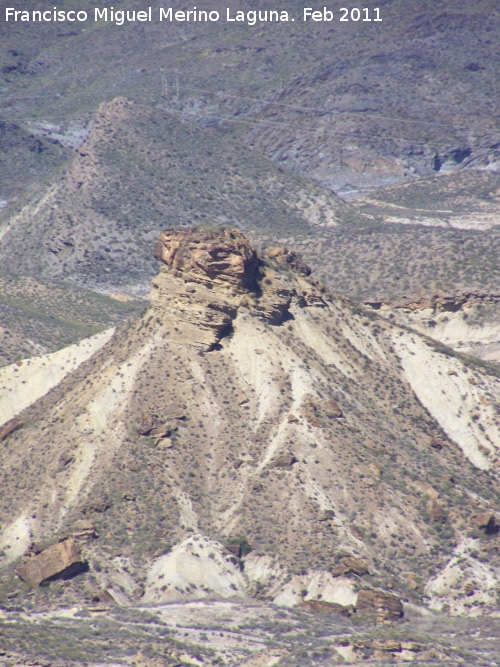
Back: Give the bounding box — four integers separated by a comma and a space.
1, 0, 498, 196
0, 98, 352, 296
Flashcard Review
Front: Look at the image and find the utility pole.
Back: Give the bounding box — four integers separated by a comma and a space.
160, 69, 168, 98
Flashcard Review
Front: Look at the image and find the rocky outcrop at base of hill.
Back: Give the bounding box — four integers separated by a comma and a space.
16, 538, 87, 588
357, 589, 404, 624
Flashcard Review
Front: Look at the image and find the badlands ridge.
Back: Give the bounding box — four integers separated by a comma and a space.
1, 228, 500, 624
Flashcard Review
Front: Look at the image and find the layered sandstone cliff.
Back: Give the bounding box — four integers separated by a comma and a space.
151, 228, 325, 347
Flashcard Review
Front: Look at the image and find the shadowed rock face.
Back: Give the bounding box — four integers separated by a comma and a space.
16, 538, 87, 588
154, 228, 260, 293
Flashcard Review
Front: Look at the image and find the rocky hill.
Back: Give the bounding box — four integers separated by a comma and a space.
1, 230, 499, 640
1, 4, 500, 663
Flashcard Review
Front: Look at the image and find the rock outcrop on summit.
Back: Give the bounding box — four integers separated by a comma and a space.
154, 228, 260, 292
151, 228, 325, 347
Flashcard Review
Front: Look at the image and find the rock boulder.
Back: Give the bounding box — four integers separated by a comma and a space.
0, 417, 24, 442
16, 538, 87, 588
154, 228, 259, 292
357, 589, 403, 623
264, 246, 311, 276
300, 600, 353, 616
273, 453, 298, 469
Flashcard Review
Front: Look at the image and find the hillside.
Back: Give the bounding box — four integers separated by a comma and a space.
1, 230, 500, 643
1, 0, 498, 201
0, 97, 353, 294
0, 273, 145, 366
0, 117, 71, 206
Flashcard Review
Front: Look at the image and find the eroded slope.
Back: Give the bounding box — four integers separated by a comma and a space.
1, 229, 499, 622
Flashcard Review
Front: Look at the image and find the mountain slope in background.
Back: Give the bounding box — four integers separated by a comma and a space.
0, 117, 70, 206
0, 97, 353, 294
0, 0, 498, 200
1, 98, 499, 330
0, 274, 145, 366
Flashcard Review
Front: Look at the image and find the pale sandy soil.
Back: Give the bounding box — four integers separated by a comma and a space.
393, 332, 500, 470
0, 328, 115, 427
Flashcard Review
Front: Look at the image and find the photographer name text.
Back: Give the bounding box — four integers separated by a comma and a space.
4, 6, 383, 26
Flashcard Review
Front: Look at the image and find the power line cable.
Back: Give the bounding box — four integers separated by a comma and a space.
160, 105, 462, 147
176, 84, 462, 128
1, 75, 497, 130
2, 65, 496, 144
